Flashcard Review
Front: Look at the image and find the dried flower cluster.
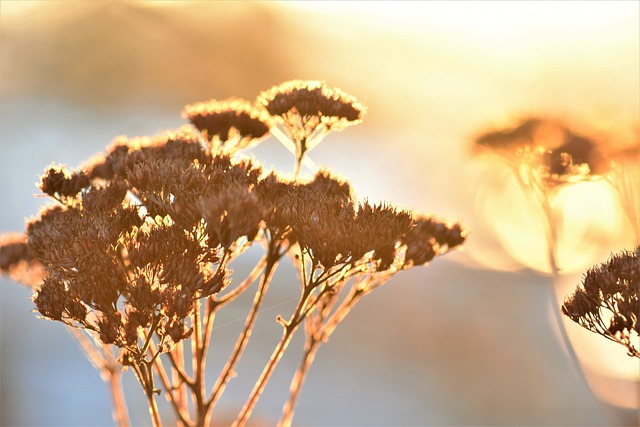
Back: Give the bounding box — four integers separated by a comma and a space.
1, 80, 465, 427
474, 117, 639, 270
562, 246, 640, 358
257, 80, 366, 175
183, 98, 272, 153
0, 233, 43, 287
472, 116, 639, 398
475, 117, 608, 188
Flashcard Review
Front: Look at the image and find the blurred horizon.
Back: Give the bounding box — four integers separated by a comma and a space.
1, 1, 638, 426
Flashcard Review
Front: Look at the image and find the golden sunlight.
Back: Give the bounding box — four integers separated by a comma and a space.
1, 1, 638, 425
290, 1, 635, 39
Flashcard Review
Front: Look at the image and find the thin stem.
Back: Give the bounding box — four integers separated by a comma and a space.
269, 125, 319, 176
152, 350, 193, 427
190, 298, 211, 427
538, 188, 560, 276
131, 359, 162, 427
520, 167, 594, 397
277, 340, 319, 427
166, 347, 194, 386
173, 341, 189, 427
232, 283, 313, 427
108, 368, 130, 427
67, 329, 131, 427
215, 254, 268, 306
232, 325, 297, 427
145, 362, 163, 427
67, 328, 107, 372
322, 289, 364, 339
207, 254, 279, 409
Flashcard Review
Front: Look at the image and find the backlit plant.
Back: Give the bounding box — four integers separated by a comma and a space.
0, 80, 466, 427
472, 116, 640, 404
562, 246, 640, 358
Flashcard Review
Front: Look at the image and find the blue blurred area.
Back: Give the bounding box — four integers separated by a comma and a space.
1, 1, 638, 426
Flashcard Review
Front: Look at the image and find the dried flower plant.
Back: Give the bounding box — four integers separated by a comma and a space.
562, 246, 640, 358
0, 80, 465, 427
257, 80, 366, 176
473, 116, 640, 415
474, 117, 608, 274
183, 98, 272, 154
472, 116, 616, 403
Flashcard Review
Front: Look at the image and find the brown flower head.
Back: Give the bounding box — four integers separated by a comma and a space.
351, 202, 414, 271
254, 171, 297, 240
184, 98, 272, 153
199, 184, 266, 250
288, 191, 357, 269
562, 246, 640, 358
39, 164, 91, 200
0, 233, 44, 288
87, 126, 208, 181
257, 80, 366, 174
303, 169, 353, 200
279, 186, 414, 271
400, 215, 467, 267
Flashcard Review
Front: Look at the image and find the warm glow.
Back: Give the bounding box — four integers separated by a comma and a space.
0, 0, 45, 17
465, 156, 631, 275
289, 1, 635, 38
1, 1, 638, 424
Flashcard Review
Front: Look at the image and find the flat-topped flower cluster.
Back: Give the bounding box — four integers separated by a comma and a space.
563, 246, 640, 358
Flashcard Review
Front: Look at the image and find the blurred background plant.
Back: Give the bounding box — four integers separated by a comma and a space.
471, 114, 639, 416
1, 1, 638, 426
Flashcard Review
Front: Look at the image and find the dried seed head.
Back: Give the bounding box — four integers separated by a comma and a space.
199, 184, 266, 249
401, 215, 467, 267
184, 98, 272, 152
257, 80, 365, 126
33, 276, 68, 322
304, 169, 353, 199
562, 246, 640, 358
81, 181, 129, 213
39, 164, 90, 198
351, 202, 413, 270
87, 126, 208, 181
256, 80, 366, 172
0, 233, 44, 288
254, 171, 296, 238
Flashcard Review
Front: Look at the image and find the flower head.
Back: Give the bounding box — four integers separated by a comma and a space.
39, 164, 91, 200
86, 126, 208, 181
257, 80, 366, 175
184, 98, 272, 153
400, 215, 467, 267
475, 117, 609, 187
562, 246, 640, 358
0, 233, 44, 288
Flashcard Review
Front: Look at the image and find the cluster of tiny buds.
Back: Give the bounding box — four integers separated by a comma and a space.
183, 98, 272, 152
0, 233, 44, 288
1, 80, 465, 361
257, 80, 367, 171
562, 246, 640, 358
257, 80, 366, 125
